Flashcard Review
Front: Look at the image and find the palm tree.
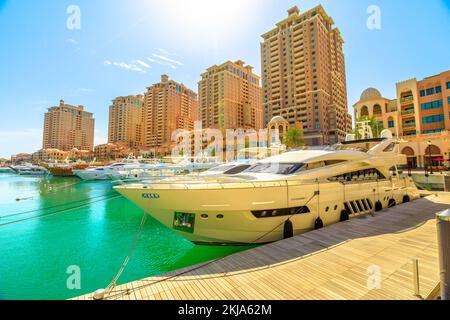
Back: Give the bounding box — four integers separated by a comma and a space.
354, 116, 384, 139
283, 127, 305, 148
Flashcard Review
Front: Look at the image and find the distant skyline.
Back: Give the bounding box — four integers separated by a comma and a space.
1, 0, 450, 158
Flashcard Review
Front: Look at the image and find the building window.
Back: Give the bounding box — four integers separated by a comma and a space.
420, 90, 425, 97
388, 121, 395, 128
423, 129, 444, 134
447, 82, 450, 89
436, 86, 442, 93
422, 114, 444, 124
421, 100, 443, 110
426, 88, 435, 95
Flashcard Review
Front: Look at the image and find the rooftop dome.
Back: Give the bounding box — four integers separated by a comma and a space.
360, 88, 382, 101
269, 116, 289, 123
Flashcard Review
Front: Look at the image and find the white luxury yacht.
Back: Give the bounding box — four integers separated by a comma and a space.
73, 161, 154, 181
114, 133, 421, 245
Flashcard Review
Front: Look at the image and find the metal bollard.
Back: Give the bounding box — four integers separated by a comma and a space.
412, 259, 420, 297
436, 209, 450, 300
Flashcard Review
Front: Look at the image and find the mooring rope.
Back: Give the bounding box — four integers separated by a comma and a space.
104, 213, 148, 296
101, 189, 319, 300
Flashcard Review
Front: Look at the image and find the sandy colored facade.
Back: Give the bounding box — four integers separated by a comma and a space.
108, 95, 145, 149
94, 142, 133, 161
144, 75, 198, 153
43, 100, 95, 151
198, 60, 263, 131
353, 70, 450, 168
261, 5, 352, 146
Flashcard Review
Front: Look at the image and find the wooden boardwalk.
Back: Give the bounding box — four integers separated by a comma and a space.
75, 193, 450, 300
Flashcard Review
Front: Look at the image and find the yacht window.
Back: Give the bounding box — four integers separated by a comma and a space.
244, 163, 306, 175
389, 166, 398, 177
223, 165, 252, 175
324, 160, 346, 166
329, 168, 386, 182
383, 143, 396, 152
306, 161, 325, 170
252, 206, 311, 218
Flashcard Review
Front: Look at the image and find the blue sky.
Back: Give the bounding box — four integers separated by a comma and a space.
0, 0, 449, 158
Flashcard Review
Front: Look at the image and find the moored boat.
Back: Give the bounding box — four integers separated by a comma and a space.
114, 133, 421, 245
43, 163, 90, 177
12, 165, 49, 176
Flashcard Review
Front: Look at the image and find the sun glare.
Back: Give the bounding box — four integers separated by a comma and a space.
146, 0, 265, 49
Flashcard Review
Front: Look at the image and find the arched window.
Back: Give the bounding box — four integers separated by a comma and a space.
373, 104, 382, 116
360, 106, 369, 117
401, 147, 415, 157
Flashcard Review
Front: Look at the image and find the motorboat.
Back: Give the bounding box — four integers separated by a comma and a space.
11, 165, 49, 176
114, 132, 421, 245
0, 166, 14, 173
73, 162, 153, 180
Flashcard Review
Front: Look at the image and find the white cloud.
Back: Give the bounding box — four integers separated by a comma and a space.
152, 54, 184, 66
158, 48, 169, 55
134, 59, 151, 69
103, 60, 147, 73
147, 57, 163, 65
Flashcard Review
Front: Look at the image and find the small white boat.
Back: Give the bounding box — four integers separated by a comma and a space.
12, 165, 49, 176
73, 162, 155, 181
0, 167, 14, 173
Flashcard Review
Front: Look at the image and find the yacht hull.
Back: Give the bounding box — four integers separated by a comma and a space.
73, 170, 109, 180
115, 178, 420, 245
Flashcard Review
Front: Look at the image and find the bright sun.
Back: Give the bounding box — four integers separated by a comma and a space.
145, 0, 265, 49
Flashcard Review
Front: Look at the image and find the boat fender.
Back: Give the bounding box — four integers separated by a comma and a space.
375, 201, 383, 212
314, 217, 324, 230
283, 219, 294, 239
340, 210, 349, 222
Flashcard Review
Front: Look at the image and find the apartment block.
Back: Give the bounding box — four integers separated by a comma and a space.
198, 60, 263, 130
43, 100, 95, 151
353, 70, 450, 168
144, 75, 198, 152
261, 5, 352, 146
108, 95, 145, 149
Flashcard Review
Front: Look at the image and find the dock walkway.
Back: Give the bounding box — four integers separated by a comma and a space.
75, 193, 450, 300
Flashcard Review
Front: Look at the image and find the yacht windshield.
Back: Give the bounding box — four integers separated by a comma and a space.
244, 163, 305, 175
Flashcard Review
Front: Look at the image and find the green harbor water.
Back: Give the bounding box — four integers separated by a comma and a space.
0, 174, 253, 300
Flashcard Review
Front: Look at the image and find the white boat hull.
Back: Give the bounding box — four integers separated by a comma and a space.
115, 177, 421, 245
73, 170, 109, 180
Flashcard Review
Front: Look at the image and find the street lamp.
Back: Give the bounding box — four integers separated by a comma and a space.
427, 140, 433, 175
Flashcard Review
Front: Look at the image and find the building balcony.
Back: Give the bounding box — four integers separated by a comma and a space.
401, 109, 415, 117
402, 123, 416, 129
400, 96, 414, 104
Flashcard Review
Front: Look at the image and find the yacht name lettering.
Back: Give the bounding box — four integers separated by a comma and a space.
142, 193, 160, 199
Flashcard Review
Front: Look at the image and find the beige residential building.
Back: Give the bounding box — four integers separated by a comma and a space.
198, 60, 263, 130
353, 70, 450, 168
43, 100, 95, 151
144, 75, 198, 153
108, 95, 145, 149
261, 5, 352, 146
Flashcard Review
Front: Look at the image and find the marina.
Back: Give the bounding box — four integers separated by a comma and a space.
0, 173, 252, 300
76, 193, 450, 300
